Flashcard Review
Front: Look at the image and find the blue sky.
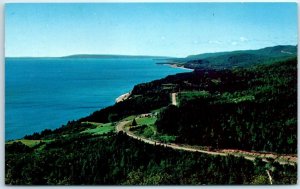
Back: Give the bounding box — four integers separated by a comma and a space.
5, 3, 298, 57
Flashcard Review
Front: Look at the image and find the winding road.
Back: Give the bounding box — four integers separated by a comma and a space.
171, 93, 177, 106
115, 120, 297, 166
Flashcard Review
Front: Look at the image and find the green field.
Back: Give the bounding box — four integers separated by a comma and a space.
6, 139, 53, 147
130, 117, 158, 138
81, 123, 114, 135
122, 115, 136, 121
136, 117, 157, 125
178, 90, 210, 104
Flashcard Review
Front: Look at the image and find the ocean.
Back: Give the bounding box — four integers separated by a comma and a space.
5, 58, 191, 140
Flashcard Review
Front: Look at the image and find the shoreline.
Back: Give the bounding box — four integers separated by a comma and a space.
115, 63, 192, 104
115, 92, 131, 103
7, 61, 189, 141
163, 63, 194, 71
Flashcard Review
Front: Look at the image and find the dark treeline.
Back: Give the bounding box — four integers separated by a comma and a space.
131, 67, 255, 95
5, 133, 297, 185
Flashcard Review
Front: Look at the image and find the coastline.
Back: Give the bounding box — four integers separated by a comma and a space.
115, 63, 191, 104
164, 63, 194, 71
7, 58, 191, 140
115, 92, 131, 103
114, 64, 192, 104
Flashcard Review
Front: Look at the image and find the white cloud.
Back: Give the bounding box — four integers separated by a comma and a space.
239, 36, 248, 42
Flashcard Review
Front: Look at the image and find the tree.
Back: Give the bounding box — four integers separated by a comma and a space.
132, 119, 137, 126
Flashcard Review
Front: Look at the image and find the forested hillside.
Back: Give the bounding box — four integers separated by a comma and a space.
162, 45, 297, 70
155, 57, 297, 154
5, 133, 297, 185
5, 49, 297, 185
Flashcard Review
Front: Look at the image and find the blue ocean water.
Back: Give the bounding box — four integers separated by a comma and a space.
5, 58, 191, 140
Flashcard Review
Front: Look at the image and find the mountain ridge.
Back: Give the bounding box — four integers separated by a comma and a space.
162, 45, 297, 70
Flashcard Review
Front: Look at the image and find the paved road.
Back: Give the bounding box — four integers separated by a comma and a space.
116, 120, 130, 133
266, 170, 273, 184
115, 119, 297, 166
171, 93, 177, 106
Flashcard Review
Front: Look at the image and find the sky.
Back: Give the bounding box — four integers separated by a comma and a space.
5, 3, 298, 57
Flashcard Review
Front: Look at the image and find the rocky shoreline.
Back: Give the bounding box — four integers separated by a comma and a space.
115, 92, 131, 103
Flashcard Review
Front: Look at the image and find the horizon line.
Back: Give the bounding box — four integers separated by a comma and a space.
5, 44, 297, 59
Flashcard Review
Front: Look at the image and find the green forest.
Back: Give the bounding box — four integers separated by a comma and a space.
5, 45, 297, 185
156, 58, 297, 154
5, 133, 297, 184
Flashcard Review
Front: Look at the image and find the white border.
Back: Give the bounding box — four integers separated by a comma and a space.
0, 1, 299, 189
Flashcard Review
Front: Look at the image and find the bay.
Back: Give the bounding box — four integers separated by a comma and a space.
5, 58, 190, 140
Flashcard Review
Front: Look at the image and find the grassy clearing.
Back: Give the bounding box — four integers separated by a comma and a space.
7, 139, 41, 147
129, 114, 176, 143
178, 91, 210, 104
81, 121, 103, 127
81, 123, 114, 135
136, 117, 157, 125
129, 117, 158, 138
122, 115, 136, 121
6, 139, 53, 148
131, 126, 154, 138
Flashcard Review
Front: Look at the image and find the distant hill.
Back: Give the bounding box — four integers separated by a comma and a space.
166, 45, 297, 70
62, 54, 173, 59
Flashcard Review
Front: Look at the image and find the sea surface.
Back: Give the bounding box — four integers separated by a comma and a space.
5, 58, 191, 140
